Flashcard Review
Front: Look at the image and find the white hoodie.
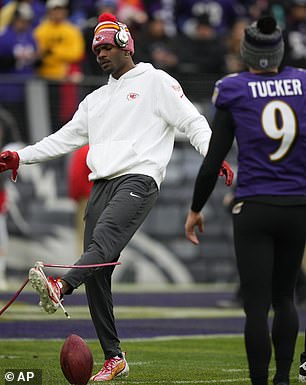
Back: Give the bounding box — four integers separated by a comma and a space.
18, 63, 211, 188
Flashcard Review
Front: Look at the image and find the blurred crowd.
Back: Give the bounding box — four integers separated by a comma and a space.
1, 0, 306, 80
0, 0, 306, 139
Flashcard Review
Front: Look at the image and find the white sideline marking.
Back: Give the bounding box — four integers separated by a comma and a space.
0, 334, 245, 342
122, 334, 244, 342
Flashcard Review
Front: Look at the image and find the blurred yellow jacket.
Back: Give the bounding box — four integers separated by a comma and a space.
34, 20, 85, 80
0, 2, 17, 32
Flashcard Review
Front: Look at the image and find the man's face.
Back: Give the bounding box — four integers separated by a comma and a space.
94, 44, 128, 79
48, 7, 68, 23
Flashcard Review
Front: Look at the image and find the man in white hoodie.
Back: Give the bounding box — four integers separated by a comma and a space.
0, 12, 233, 381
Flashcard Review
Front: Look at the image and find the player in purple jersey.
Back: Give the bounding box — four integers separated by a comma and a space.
185, 16, 306, 385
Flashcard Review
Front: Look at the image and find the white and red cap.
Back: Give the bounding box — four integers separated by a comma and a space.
92, 13, 134, 55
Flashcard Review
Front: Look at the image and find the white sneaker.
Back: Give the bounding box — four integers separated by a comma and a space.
90, 352, 129, 381
299, 354, 306, 382
28, 267, 62, 314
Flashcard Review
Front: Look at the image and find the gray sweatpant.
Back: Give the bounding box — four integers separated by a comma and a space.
62, 174, 159, 358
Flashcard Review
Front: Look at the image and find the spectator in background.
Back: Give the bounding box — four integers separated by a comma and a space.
67, 145, 93, 256
34, 0, 85, 130
95, 0, 118, 14
134, 14, 179, 76
34, 0, 85, 82
0, 0, 46, 32
142, 0, 177, 37
0, 2, 38, 141
283, 0, 306, 68
246, 0, 271, 20
224, 18, 249, 73
116, 0, 148, 28
68, 0, 98, 28
176, 0, 245, 38
178, 13, 227, 80
246, 0, 289, 27
267, 1, 289, 30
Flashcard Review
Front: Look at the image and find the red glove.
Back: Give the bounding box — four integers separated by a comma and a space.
0, 151, 20, 182
219, 160, 234, 186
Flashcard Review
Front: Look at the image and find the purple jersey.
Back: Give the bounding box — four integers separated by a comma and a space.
176, 0, 244, 35
212, 67, 306, 198
0, 26, 37, 102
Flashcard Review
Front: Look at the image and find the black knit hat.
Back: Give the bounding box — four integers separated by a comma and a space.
240, 16, 284, 70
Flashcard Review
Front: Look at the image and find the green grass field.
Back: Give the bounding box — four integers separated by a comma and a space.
0, 335, 304, 385
1, 284, 305, 384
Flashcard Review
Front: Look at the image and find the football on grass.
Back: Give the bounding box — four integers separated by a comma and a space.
60, 334, 93, 385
